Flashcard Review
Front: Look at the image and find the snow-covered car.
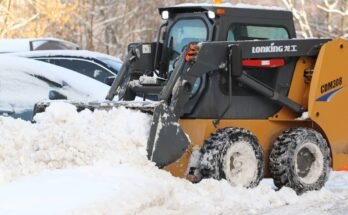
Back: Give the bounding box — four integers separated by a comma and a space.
11, 50, 122, 85
0, 56, 109, 120
0, 38, 79, 53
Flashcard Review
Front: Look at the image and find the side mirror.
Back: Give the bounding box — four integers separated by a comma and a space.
104, 76, 116, 86
49, 90, 67, 100
229, 45, 243, 77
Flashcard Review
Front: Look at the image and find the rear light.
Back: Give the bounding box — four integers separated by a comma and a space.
214, 0, 223, 4
216, 8, 225, 15
242, 59, 285, 68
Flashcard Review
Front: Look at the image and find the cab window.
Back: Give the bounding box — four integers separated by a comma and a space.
167, 18, 208, 98
167, 19, 208, 73
223, 25, 289, 96
227, 25, 289, 41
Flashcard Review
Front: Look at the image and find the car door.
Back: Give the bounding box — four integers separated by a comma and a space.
0, 68, 65, 120
0, 100, 15, 118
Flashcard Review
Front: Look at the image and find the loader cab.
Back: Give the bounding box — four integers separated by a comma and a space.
159, 5, 296, 76
115, 5, 296, 111
158, 5, 297, 118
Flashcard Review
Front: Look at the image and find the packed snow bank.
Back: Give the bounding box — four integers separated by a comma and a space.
0, 103, 348, 215
0, 102, 151, 183
0, 166, 347, 215
69, 171, 348, 215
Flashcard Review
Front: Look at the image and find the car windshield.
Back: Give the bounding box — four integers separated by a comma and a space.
167, 19, 208, 73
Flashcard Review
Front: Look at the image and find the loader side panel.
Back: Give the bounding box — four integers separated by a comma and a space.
270, 57, 314, 120
183, 39, 329, 119
185, 58, 297, 119
165, 119, 313, 178
308, 38, 348, 170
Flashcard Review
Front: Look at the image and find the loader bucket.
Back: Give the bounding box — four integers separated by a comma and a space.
146, 102, 190, 167
32, 100, 190, 167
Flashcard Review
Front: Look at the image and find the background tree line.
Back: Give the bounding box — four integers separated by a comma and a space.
0, 0, 347, 59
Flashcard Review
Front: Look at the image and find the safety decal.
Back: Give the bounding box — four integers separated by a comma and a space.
316, 87, 344, 102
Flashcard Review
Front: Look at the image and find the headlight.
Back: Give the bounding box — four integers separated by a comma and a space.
208, 10, 216, 19
161, 10, 169, 20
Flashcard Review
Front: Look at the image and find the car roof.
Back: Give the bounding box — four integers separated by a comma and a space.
9, 50, 122, 64
0, 38, 79, 53
0, 56, 109, 99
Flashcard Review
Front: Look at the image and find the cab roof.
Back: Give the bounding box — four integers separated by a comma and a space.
159, 3, 292, 20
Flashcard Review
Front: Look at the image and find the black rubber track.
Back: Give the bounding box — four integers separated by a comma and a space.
269, 128, 331, 194
199, 127, 264, 188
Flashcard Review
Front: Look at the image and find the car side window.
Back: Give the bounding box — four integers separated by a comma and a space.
39, 58, 114, 83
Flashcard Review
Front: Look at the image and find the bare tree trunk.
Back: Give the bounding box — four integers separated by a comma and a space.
86, 0, 95, 50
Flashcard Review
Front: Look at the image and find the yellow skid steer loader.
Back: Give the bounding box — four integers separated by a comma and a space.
34, 3, 348, 194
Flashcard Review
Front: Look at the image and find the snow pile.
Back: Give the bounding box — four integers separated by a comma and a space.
10, 50, 122, 64
0, 102, 151, 183
296, 112, 309, 120
139, 75, 158, 85
69, 171, 348, 215
0, 103, 348, 215
0, 166, 346, 215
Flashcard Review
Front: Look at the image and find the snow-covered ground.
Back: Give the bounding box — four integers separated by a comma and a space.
0, 102, 347, 215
